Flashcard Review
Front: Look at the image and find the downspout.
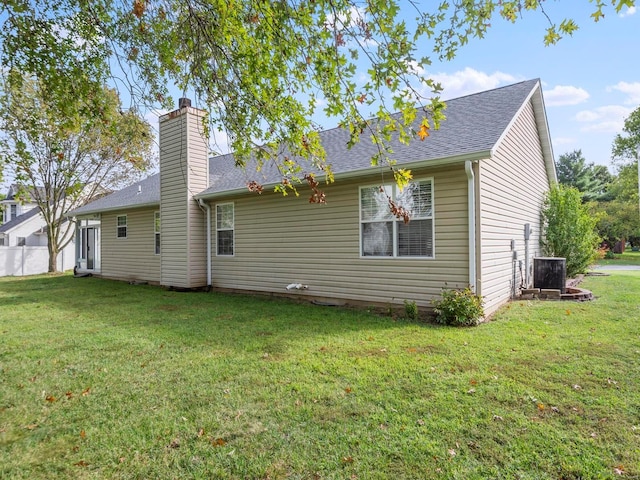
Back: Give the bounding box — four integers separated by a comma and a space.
465, 161, 477, 292
198, 198, 212, 288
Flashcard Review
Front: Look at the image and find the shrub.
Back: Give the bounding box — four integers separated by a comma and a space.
431, 287, 484, 327
541, 185, 600, 278
404, 299, 418, 320
604, 249, 616, 259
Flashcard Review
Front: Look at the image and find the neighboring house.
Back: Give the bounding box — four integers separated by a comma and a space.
69, 79, 556, 315
0, 184, 75, 275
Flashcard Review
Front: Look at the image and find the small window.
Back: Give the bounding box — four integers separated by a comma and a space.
0, 237, 5, 246
154, 211, 160, 255
10, 204, 17, 219
17, 236, 26, 246
216, 203, 234, 256
117, 215, 127, 238
360, 179, 434, 258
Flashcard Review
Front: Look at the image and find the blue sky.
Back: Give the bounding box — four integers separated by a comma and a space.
411, 2, 639, 170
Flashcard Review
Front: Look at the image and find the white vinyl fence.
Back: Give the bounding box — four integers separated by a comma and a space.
0, 246, 75, 277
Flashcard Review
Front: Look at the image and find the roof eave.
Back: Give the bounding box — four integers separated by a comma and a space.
195, 150, 491, 201
67, 201, 160, 218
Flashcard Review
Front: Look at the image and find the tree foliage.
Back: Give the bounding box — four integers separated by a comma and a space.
0, 0, 635, 192
0, 74, 154, 272
540, 185, 600, 278
612, 105, 640, 164
555, 149, 612, 202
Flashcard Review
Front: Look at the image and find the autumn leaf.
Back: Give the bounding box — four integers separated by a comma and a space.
81, 387, 91, 396
196, 428, 205, 438
167, 438, 180, 449
537, 403, 545, 411
417, 124, 430, 140
342, 456, 354, 464
66, 391, 73, 399
74, 460, 89, 467
614, 465, 625, 475
566, 309, 571, 315
45, 395, 56, 403
211, 437, 226, 446
345, 387, 352, 394
80, 430, 86, 439
25, 423, 39, 430
132, 0, 145, 18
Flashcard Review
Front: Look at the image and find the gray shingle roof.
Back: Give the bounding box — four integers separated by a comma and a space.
199, 78, 541, 196
71, 79, 543, 214
68, 174, 160, 216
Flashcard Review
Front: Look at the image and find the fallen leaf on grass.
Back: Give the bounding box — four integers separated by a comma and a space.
211, 438, 226, 447
167, 438, 180, 449
493, 415, 504, 421
25, 424, 38, 430
572, 384, 582, 390
467, 388, 476, 394
45, 395, 56, 403
344, 387, 352, 394
537, 403, 545, 411
448, 448, 456, 457
342, 456, 354, 464
196, 428, 205, 438
81, 387, 91, 396
66, 391, 73, 399
614, 465, 625, 475
74, 461, 89, 467
80, 430, 86, 439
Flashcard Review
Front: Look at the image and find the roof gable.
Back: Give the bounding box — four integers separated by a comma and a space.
0, 206, 41, 233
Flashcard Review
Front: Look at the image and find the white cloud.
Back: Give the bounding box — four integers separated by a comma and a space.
552, 136, 577, 146
619, 6, 636, 17
428, 68, 519, 99
607, 81, 640, 104
544, 85, 590, 107
574, 105, 633, 133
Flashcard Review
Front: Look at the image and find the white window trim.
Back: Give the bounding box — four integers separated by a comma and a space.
216, 202, 235, 257
359, 178, 435, 259
154, 211, 160, 255
116, 215, 127, 239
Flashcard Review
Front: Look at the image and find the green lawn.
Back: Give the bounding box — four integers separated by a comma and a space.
1, 273, 639, 479
596, 249, 640, 266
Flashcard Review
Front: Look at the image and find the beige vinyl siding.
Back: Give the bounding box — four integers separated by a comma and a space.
100, 208, 160, 282
208, 165, 469, 308
478, 99, 550, 314
159, 107, 208, 288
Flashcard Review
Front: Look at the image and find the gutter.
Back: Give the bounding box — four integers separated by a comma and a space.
195, 151, 491, 201
465, 160, 477, 292
198, 198, 212, 287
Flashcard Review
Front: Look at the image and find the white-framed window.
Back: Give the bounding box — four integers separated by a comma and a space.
17, 236, 26, 246
0, 236, 5, 246
154, 211, 160, 255
10, 204, 17, 220
117, 215, 127, 238
359, 179, 434, 258
216, 203, 234, 256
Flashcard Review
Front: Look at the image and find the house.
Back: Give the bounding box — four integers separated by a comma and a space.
0, 185, 75, 275
69, 79, 556, 315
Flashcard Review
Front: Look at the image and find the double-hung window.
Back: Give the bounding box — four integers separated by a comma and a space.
216, 203, 234, 256
154, 211, 160, 254
360, 179, 434, 258
117, 215, 127, 238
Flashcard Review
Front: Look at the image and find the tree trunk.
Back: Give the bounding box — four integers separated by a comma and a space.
48, 243, 59, 273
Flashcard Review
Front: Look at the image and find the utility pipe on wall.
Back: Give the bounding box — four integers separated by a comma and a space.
465, 161, 477, 292
198, 198, 212, 287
